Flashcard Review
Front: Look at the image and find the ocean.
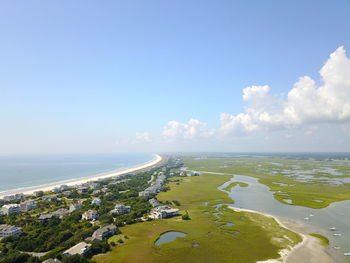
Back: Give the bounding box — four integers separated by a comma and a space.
0, 153, 154, 195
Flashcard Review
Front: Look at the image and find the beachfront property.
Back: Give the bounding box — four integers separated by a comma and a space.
82, 210, 99, 221
20, 200, 38, 212
69, 201, 82, 212
110, 204, 131, 215
89, 224, 117, 242
34, 190, 44, 197
38, 208, 71, 221
52, 185, 70, 193
149, 206, 179, 219
91, 197, 101, 206
1, 204, 21, 215
0, 224, 22, 237
42, 194, 58, 202
149, 198, 160, 207
62, 242, 91, 257
2, 193, 26, 202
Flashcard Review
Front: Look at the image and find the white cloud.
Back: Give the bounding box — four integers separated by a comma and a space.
135, 132, 152, 142
160, 46, 350, 142
220, 46, 350, 135
162, 119, 211, 140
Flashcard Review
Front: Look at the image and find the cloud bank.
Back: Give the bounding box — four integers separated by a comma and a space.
162, 46, 350, 140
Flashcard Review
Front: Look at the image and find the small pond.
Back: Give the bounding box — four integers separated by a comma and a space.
155, 231, 187, 246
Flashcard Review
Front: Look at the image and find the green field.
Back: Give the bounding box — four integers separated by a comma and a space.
95, 170, 301, 263
183, 155, 350, 208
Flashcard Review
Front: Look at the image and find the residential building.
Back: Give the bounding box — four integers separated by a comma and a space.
88, 182, 99, 189
91, 198, 101, 206
62, 242, 91, 256
149, 198, 160, 207
20, 200, 38, 212
150, 206, 179, 219
110, 204, 130, 215
42, 195, 58, 202
0, 224, 22, 237
92, 190, 101, 196
82, 210, 99, 221
69, 202, 82, 212
3, 193, 25, 202
77, 187, 88, 194
91, 224, 117, 242
52, 185, 69, 193
38, 208, 71, 221
34, 191, 44, 197
1, 204, 21, 215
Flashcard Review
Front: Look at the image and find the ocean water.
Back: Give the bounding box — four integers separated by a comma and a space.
0, 153, 154, 194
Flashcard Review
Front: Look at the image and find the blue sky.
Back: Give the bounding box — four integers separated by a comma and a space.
1, 0, 350, 153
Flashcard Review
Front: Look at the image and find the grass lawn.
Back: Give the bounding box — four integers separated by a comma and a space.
95, 170, 301, 263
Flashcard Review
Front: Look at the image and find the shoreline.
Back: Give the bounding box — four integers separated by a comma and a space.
229, 206, 333, 263
0, 154, 162, 198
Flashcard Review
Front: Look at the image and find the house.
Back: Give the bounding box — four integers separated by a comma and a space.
82, 210, 99, 221
101, 187, 109, 193
53, 208, 71, 218
38, 208, 71, 221
91, 224, 117, 242
110, 204, 130, 215
91, 198, 101, 206
38, 213, 54, 221
150, 206, 179, 219
88, 182, 99, 190
0, 224, 22, 237
34, 191, 44, 197
3, 193, 25, 202
52, 185, 69, 193
42, 259, 62, 263
69, 202, 82, 212
62, 190, 72, 196
20, 200, 37, 212
1, 204, 21, 215
42, 195, 58, 202
77, 187, 89, 194
92, 190, 101, 196
149, 198, 160, 207
62, 242, 91, 256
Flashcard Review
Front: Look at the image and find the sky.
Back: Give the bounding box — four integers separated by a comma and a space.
0, 0, 350, 154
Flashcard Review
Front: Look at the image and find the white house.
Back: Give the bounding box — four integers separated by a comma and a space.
1, 204, 21, 215
110, 204, 130, 215
91, 198, 101, 206
69, 202, 82, 212
82, 210, 99, 221
62, 242, 91, 256
150, 206, 179, 219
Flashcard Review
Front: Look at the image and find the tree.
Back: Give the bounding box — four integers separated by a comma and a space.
182, 210, 191, 220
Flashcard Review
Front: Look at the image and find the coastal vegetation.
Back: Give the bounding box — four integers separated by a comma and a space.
94, 170, 301, 263
183, 155, 350, 208
223, 181, 248, 192
309, 233, 329, 246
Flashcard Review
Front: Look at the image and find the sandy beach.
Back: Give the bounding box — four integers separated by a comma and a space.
229, 207, 334, 263
0, 154, 162, 199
